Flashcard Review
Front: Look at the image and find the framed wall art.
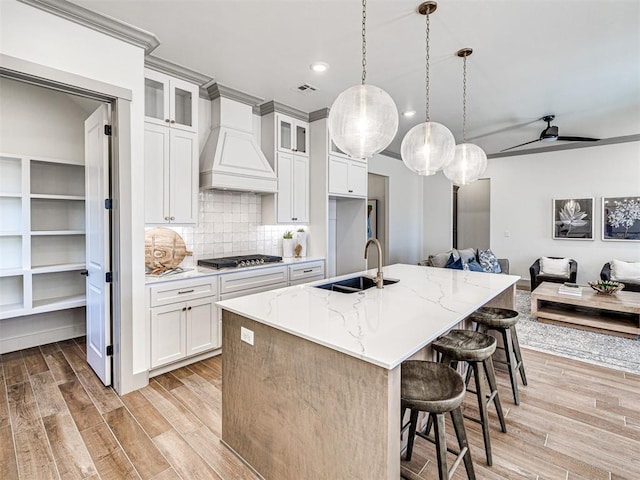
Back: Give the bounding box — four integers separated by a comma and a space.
602, 196, 640, 241
553, 198, 594, 240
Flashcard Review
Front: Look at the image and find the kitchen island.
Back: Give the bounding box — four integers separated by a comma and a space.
217, 264, 519, 480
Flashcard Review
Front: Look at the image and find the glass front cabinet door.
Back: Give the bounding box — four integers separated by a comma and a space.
276, 114, 308, 155
144, 69, 198, 133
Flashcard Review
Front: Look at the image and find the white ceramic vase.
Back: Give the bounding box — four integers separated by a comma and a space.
295, 231, 307, 257
282, 238, 294, 258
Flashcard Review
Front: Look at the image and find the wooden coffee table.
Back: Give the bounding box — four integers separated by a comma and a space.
531, 282, 640, 339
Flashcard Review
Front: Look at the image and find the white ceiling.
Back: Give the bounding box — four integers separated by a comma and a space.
76, 0, 640, 156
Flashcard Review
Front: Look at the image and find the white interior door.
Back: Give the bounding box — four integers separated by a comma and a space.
84, 104, 112, 386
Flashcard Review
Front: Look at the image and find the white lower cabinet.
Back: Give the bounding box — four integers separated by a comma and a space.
288, 261, 325, 286
149, 277, 219, 369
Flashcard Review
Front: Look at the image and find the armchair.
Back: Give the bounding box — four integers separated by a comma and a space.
600, 262, 640, 293
529, 257, 578, 291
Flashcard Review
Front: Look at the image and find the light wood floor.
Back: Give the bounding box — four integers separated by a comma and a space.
1, 339, 639, 480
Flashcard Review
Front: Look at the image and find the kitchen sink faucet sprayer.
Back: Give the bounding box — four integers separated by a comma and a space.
364, 238, 384, 288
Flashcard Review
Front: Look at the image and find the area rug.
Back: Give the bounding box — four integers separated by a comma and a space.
515, 290, 640, 374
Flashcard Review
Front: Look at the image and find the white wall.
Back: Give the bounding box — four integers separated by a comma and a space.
422, 172, 453, 258
0, 0, 146, 391
458, 178, 490, 250
0, 77, 95, 160
489, 141, 640, 284
369, 153, 423, 265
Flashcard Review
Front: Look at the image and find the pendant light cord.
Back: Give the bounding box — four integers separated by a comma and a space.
361, 0, 367, 85
425, 9, 430, 122
462, 54, 467, 142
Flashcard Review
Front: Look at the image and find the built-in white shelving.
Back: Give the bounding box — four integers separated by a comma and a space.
0, 153, 86, 320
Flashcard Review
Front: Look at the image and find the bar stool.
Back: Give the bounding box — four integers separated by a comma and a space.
401, 361, 475, 480
431, 330, 507, 466
469, 307, 527, 406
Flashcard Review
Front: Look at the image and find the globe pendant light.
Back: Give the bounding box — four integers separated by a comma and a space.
444, 48, 488, 186
401, 2, 455, 176
328, 0, 398, 159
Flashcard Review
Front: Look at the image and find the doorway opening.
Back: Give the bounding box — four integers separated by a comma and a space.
0, 76, 114, 386
453, 178, 490, 250
367, 173, 389, 270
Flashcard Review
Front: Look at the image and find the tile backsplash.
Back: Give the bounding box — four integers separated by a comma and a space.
165, 190, 301, 267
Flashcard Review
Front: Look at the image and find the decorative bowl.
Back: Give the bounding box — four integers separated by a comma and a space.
588, 280, 625, 295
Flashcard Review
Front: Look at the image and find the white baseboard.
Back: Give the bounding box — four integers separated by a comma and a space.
0, 323, 86, 354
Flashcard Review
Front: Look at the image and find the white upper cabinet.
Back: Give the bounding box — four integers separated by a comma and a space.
328, 155, 367, 198
277, 113, 309, 156
144, 123, 198, 224
144, 69, 198, 133
276, 152, 309, 223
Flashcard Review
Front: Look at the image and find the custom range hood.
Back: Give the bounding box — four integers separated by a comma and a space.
199, 83, 277, 193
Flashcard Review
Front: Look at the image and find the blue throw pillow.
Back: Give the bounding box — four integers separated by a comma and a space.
466, 258, 484, 272
477, 248, 502, 274
445, 253, 464, 270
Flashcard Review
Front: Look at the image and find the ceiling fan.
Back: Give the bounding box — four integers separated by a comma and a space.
500, 115, 599, 152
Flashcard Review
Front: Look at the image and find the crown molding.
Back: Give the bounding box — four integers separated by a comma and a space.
18, 0, 160, 54
379, 149, 402, 161
309, 108, 330, 122
201, 82, 264, 106
145, 55, 212, 86
487, 134, 640, 159
258, 100, 309, 122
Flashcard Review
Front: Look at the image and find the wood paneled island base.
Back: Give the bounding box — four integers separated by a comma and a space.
531, 282, 640, 339
222, 310, 401, 480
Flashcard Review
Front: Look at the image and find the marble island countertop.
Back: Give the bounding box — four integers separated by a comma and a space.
217, 263, 520, 369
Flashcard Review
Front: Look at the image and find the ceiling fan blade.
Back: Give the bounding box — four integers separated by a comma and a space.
500, 138, 541, 152
557, 136, 600, 142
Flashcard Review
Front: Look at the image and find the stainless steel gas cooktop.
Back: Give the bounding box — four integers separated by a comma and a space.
197, 254, 282, 269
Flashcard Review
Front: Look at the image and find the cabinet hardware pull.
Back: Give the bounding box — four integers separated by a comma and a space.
182, 307, 187, 311
303, 269, 313, 273
188, 306, 192, 310
170, 216, 175, 220
80, 270, 89, 276
178, 289, 195, 294
170, 120, 176, 124
165, 119, 170, 123
164, 216, 170, 220
348, 189, 353, 193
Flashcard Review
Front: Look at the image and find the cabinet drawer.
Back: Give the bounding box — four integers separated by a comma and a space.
289, 274, 325, 287
219, 266, 288, 296
289, 261, 325, 282
150, 278, 217, 307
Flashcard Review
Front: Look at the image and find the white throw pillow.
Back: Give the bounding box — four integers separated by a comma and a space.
610, 259, 640, 282
540, 257, 570, 276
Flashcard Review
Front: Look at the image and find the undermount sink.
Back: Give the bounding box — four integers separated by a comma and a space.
314, 276, 399, 294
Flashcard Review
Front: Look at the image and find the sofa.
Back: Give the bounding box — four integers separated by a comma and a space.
419, 248, 509, 274
600, 260, 640, 293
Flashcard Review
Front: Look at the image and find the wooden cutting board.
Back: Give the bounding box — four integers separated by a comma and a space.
144, 227, 189, 271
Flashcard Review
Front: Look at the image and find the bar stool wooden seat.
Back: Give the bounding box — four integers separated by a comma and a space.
469, 307, 527, 405
401, 361, 475, 480
431, 330, 507, 466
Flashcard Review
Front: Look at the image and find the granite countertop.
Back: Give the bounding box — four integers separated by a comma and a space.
217, 264, 520, 369
144, 256, 325, 284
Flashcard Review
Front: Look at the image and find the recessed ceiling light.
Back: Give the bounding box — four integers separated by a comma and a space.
402, 110, 416, 118
310, 62, 329, 73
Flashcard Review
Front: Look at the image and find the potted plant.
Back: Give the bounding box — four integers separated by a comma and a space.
282, 230, 294, 258
295, 227, 307, 257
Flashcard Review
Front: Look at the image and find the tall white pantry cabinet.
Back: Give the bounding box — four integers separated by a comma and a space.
143, 68, 199, 225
